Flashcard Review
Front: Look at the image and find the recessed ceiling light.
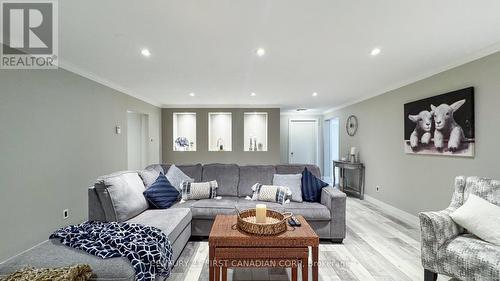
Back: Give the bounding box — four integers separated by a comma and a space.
250, 92, 256, 97
370, 48, 381, 56
312, 92, 318, 97
189, 92, 195, 97
296, 108, 308, 112
141, 48, 151, 57
256, 48, 266, 57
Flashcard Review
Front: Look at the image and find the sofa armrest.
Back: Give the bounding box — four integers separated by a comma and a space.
419, 209, 461, 270
321, 186, 346, 241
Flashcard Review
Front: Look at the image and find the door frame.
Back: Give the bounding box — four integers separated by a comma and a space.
288, 118, 319, 166
127, 110, 150, 170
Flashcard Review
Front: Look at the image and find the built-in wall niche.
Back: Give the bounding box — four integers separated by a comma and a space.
244, 112, 268, 151
208, 112, 232, 151
172, 112, 196, 151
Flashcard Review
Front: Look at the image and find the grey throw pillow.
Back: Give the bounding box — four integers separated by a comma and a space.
273, 174, 303, 202
166, 164, 194, 192
138, 168, 160, 188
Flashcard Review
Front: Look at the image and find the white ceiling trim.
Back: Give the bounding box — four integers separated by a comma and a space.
59, 60, 162, 107
323, 41, 500, 115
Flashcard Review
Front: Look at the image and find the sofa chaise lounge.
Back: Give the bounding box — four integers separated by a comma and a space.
0, 164, 346, 281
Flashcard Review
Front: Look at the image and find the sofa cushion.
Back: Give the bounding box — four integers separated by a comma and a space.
238, 165, 276, 197
0, 240, 136, 281
284, 201, 331, 221
237, 199, 329, 221
439, 234, 500, 279
143, 174, 180, 209
156, 164, 203, 182
276, 164, 321, 178
190, 197, 239, 219
126, 208, 192, 243
94, 171, 149, 222
236, 198, 285, 213
202, 164, 239, 196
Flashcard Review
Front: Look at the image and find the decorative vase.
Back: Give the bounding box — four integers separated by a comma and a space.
217, 138, 224, 151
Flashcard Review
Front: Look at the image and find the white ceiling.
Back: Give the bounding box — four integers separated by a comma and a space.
60, 0, 500, 112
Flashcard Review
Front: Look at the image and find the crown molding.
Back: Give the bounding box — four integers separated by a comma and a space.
161, 104, 281, 109
323, 41, 500, 115
58, 60, 162, 107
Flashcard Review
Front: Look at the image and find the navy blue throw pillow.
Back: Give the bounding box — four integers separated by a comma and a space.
301, 167, 329, 202
143, 173, 180, 209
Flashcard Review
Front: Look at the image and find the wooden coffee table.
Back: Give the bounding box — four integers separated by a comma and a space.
208, 215, 319, 281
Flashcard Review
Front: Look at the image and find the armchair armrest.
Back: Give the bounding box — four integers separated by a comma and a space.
419, 209, 461, 270
321, 186, 346, 241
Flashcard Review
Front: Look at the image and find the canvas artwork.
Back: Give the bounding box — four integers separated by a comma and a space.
404, 87, 475, 157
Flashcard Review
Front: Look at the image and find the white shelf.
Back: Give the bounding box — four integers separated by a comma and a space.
173, 112, 196, 151
208, 112, 232, 151
244, 112, 268, 151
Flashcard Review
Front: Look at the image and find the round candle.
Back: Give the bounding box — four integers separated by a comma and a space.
255, 204, 267, 223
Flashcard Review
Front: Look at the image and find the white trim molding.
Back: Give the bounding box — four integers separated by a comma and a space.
364, 195, 420, 227
323, 41, 500, 115
59, 60, 162, 107
0, 239, 48, 265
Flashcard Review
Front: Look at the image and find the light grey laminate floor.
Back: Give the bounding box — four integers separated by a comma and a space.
168, 197, 453, 281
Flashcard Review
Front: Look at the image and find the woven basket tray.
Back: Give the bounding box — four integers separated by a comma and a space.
236, 208, 293, 236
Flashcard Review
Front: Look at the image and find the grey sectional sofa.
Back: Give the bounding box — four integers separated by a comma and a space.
0, 164, 346, 281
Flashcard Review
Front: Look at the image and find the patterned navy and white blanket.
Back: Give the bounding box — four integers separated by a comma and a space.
50, 221, 173, 281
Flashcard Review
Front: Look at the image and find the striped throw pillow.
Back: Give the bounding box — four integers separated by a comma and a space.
181, 180, 218, 200
251, 183, 291, 205
143, 174, 180, 209
301, 167, 329, 202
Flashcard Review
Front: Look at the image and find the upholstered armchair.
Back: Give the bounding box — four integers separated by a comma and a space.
419, 176, 500, 281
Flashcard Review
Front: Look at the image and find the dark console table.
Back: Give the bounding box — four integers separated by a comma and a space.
333, 161, 365, 200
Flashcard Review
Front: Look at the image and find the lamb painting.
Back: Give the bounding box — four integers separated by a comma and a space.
404, 87, 475, 157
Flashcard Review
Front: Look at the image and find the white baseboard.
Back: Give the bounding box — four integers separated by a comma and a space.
364, 195, 420, 227
0, 239, 48, 265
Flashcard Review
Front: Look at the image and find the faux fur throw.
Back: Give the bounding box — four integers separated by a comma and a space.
50, 221, 173, 281
1, 264, 92, 281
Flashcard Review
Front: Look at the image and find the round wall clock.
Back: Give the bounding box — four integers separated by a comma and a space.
346, 115, 358, 136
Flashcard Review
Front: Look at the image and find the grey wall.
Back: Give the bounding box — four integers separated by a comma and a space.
280, 114, 325, 172
0, 69, 161, 261
324, 51, 500, 216
162, 108, 280, 165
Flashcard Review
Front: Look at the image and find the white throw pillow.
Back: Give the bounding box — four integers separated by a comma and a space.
166, 164, 194, 192
273, 174, 303, 202
450, 194, 500, 246
181, 180, 218, 200
251, 183, 291, 205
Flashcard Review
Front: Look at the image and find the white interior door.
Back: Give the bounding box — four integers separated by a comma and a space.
127, 112, 149, 170
289, 119, 317, 165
